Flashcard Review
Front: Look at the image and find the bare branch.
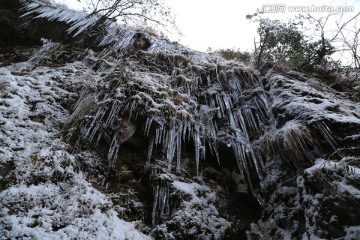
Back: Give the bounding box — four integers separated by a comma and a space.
331, 12, 360, 42
81, 0, 177, 33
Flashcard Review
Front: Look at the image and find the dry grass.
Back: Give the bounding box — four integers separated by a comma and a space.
62, 95, 96, 130
135, 26, 165, 39
0, 82, 9, 90
275, 123, 315, 169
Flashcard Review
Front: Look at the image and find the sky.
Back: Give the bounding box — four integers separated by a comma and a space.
165, 0, 360, 52
60, 0, 360, 55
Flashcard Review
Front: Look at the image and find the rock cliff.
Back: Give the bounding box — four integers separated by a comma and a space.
0, 1, 359, 239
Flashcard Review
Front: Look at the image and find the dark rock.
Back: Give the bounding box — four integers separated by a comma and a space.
259, 61, 274, 76
25, 18, 70, 44
0, 0, 70, 47
0, 0, 33, 47
0, 162, 15, 191
124, 32, 151, 56
1, 2, 360, 239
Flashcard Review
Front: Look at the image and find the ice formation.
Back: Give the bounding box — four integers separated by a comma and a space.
1, 0, 359, 239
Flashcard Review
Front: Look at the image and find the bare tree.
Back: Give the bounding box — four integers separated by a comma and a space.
302, 11, 360, 68
303, 14, 335, 65
334, 12, 360, 68
79, 0, 177, 32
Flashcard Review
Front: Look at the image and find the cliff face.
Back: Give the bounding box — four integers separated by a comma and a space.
253, 70, 360, 239
0, 1, 360, 239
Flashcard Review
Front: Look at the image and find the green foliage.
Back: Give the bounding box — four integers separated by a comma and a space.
252, 16, 335, 70
213, 48, 252, 64
256, 19, 304, 65
302, 38, 335, 68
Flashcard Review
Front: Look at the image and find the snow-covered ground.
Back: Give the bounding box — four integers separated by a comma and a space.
0, 45, 150, 239
1, 1, 360, 239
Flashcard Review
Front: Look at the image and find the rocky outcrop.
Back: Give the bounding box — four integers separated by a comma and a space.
0, 0, 26, 47
0, 0, 69, 47
250, 69, 360, 239
0, 1, 359, 239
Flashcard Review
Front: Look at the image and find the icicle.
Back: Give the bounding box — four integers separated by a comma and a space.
151, 183, 170, 225
182, 121, 188, 142
215, 60, 221, 85
147, 135, 155, 163
248, 147, 263, 180
22, 1, 104, 37
231, 76, 242, 94
166, 126, 177, 171
194, 124, 201, 176
227, 109, 237, 130
242, 108, 258, 133
201, 137, 206, 160
207, 75, 211, 86
151, 185, 159, 226
159, 186, 169, 220
71, 89, 91, 111
157, 125, 164, 145
85, 106, 106, 141
205, 120, 217, 140
88, 123, 100, 142
155, 127, 160, 145
212, 142, 221, 165
187, 121, 192, 142
253, 149, 264, 179
95, 131, 103, 146
222, 94, 232, 110
105, 101, 121, 127
107, 135, 120, 163
253, 94, 269, 121
316, 121, 337, 150
232, 142, 255, 194
176, 133, 182, 172
235, 110, 249, 139
128, 101, 137, 121
144, 116, 154, 137
215, 94, 225, 118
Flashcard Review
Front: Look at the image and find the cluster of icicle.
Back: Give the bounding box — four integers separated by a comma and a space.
21, 0, 102, 36
21, 0, 142, 53
150, 166, 176, 226
65, 55, 270, 193
23, 0, 271, 188
20, 0, 188, 56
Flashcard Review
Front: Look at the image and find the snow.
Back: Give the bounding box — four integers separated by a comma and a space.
305, 158, 360, 178
304, 158, 360, 206
337, 181, 360, 199
255, 79, 360, 240
2, 2, 359, 239
1, 176, 150, 239
159, 179, 231, 239
0, 45, 151, 239
172, 180, 211, 204
270, 74, 360, 125
344, 226, 360, 240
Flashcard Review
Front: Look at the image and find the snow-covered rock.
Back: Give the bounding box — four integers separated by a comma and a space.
1, 1, 359, 239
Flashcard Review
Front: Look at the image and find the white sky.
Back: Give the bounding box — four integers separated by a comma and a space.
60, 0, 360, 55
165, 0, 360, 52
